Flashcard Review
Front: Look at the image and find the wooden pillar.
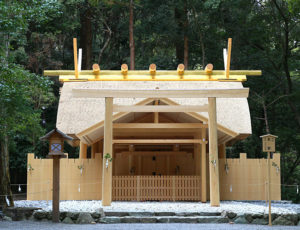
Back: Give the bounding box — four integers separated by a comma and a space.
194, 133, 201, 175
129, 145, 134, 174
154, 100, 159, 123
208, 97, 220, 207
102, 97, 113, 206
98, 140, 103, 154
138, 156, 142, 175
91, 142, 98, 158
167, 156, 170, 175
52, 155, 60, 222
79, 141, 87, 159
218, 143, 226, 159
201, 128, 207, 203
268, 152, 272, 226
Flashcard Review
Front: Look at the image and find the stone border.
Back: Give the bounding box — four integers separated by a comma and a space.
223, 211, 300, 226
1, 207, 300, 226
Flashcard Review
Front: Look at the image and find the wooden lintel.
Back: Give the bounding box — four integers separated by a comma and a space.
113, 123, 208, 129
113, 104, 209, 112
72, 88, 249, 99
113, 139, 207, 144
44, 70, 262, 76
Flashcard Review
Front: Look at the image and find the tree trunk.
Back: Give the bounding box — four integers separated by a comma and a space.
0, 135, 14, 207
183, 1, 188, 69
184, 36, 188, 69
262, 100, 270, 134
80, 4, 93, 70
98, 23, 112, 64
175, 8, 184, 64
129, 0, 135, 70
199, 32, 205, 68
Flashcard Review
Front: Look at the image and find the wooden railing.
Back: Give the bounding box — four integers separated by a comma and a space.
112, 176, 201, 201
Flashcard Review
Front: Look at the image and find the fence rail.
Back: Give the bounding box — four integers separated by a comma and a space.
112, 175, 201, 201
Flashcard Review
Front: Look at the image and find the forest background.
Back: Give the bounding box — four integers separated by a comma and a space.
0, 0, 299, 206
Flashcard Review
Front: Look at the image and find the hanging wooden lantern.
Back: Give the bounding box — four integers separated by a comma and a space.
260, 134, 278, 152
40, 128, 73, 157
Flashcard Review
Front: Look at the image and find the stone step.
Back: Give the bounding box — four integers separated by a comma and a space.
104, 211, 222, 217
101, 216, 228, 224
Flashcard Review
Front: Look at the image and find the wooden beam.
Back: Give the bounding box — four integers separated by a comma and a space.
113, 104, 209, 112
76, 98, 155, 137
121, 64, 128, 75
177, 64, 185, 76
113, 123, 208, 129
93, 64, 100, 80
102, 97, 113, 206
208, 97, 220, 207
160, 98, 239, 138
205, 64, 213, 75
44, 70, 261, 77
201, 128, 207, 203
73, 88, 249, 98
149, 63, 156, 77
113, 139, 207, 144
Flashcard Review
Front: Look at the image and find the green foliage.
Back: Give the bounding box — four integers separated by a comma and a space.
0, 62, 54, 170
0, 0, 299, 202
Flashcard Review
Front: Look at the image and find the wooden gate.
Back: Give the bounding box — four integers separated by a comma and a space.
112, 175, 201, 201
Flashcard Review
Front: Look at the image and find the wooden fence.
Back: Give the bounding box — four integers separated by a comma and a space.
112, 176, 201, 201
219, 153, 281, 200
27, 152, 281, 201
27, 153, 102, 200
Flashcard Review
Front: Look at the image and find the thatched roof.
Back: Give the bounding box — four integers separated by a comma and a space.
56, 81, 251, 144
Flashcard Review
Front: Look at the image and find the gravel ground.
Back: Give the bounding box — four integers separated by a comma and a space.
14, 200, 300, 215
0, 221, 299, 230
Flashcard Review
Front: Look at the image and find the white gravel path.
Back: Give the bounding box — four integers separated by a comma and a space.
14, 200, 300, 215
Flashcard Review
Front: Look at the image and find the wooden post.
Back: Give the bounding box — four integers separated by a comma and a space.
91, 143, 98, 158
201, 128, 207, 203
138, 156, 142, 175
226, 38, 232, 79
73, 38, 79, 79
167, 156, 170, 175
218, 143, 226, 158
268, 152, 272, 226
154, 100, 159, 123
194, 133, 201, 175
208, 97, 220, 206
137, 176, 140, 201
129, 145, 134, 174
79, 141, 87, 159
172, 176, 176, 201
102, 97, 113, 206
52, 155, 60, 222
